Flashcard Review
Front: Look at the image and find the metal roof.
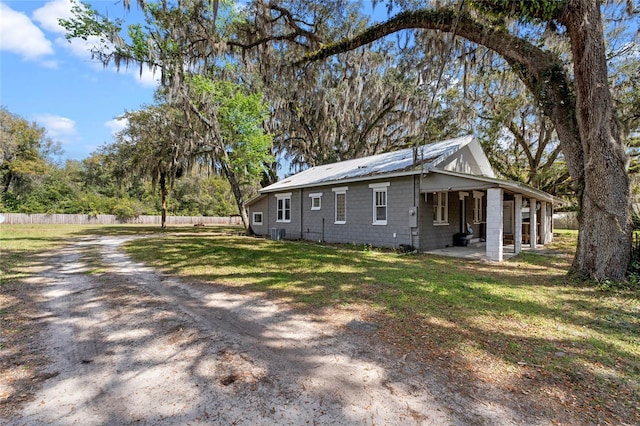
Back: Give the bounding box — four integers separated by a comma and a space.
261, 135, 475, 193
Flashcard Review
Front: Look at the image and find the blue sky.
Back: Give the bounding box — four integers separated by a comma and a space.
1, 0, 159, 162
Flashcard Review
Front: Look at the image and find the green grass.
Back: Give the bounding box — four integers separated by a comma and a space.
0, 224, 243, 283
124, 230, 639, 422
1, 224, 637, 422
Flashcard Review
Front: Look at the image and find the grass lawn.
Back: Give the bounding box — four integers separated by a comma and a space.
1, 225, 638, 423
124, 229, 639, 424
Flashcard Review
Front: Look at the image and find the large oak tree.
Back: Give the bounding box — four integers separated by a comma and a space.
287, 0, 633, 281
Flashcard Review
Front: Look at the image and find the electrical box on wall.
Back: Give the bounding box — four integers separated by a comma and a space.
409, 206, 418, 228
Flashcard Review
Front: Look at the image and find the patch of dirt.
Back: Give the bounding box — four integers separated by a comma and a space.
1, 236, 591, 424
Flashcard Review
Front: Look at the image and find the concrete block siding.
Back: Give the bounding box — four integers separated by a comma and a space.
249, 176, 422, 249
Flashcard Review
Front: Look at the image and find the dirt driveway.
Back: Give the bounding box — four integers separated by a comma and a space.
3, 236, 548, 425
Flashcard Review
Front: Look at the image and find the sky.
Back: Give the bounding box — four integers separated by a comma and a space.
1, 0, 160, 162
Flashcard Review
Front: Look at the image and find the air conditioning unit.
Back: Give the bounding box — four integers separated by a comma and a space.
270, 228, 286, 241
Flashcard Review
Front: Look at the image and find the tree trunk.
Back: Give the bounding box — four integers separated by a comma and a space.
220, 159, 250, 230
561, 1, 631, 281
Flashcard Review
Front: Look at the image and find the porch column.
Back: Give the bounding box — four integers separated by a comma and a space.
540, 201, 548, 245
514, 194, 523, 254
530, 198, 537, 250
548, 204, 554, 243
486, 188, 503, 261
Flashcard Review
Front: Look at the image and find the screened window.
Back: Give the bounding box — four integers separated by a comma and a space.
333, 187, 348, 224
433, 192, 448, 225
252, 212, 263, 226
276, 193, 291, 223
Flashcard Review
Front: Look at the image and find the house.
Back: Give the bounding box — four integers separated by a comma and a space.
246, 135, 558, 261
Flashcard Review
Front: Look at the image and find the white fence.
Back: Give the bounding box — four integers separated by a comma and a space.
0, 213, 242, 226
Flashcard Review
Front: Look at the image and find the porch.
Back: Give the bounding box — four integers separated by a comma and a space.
420, 171, 558, 262
424, 242, 547, 261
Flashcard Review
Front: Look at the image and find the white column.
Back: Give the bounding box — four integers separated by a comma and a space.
548, 204, 554, 243
530, 198, 537, 250
540, 201, 547, 245
486, 188, 503, 261
514, 194, 523, 254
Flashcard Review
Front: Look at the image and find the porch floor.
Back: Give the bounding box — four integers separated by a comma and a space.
424, 244, 543, 261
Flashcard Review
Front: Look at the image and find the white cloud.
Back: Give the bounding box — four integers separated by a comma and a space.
33, 0, 109, 61
123, 65, 161, 88
33, 113, 78, 143
32, 0, 73, 34
0, 3, 54, 60
105, 117, 128, 135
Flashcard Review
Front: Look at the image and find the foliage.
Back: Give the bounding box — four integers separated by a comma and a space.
0, 107, 57, 197
110, 198, 144, 222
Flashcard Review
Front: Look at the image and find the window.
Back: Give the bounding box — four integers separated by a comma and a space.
433, 191, 448, 225
369, 182, 390, 225
275, 193, 291, 223
332, 186, 348, 224
473, 191, 484, 223
252, 212, 263, 226
309, 192, 322, 210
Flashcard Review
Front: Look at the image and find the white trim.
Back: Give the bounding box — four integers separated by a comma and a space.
276, 194, 291, 223
368, 182, 390, 189
252, 211, 263, 226
309, 192, 322, 210
433, 191, 448, 225
334, 187, 347, 224
458, 191, 469, 200
372, 185, 388, 226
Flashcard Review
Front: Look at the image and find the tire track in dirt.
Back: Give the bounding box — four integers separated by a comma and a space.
6, 236, 532, 425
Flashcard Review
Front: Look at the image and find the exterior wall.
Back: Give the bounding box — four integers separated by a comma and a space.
248, 196, 269, 235
267, 189, 304, 240
253, 176, 421, 249
419, 191, 464, 251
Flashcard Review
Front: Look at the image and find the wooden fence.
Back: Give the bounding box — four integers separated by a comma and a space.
552, 212, 579, 230
0, 213, 242, 226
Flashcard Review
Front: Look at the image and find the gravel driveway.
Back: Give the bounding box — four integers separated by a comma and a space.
5, 236, 534, 425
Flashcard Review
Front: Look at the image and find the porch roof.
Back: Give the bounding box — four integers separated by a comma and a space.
426, 170, 561, 204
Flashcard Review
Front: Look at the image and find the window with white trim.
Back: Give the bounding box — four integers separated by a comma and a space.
369, 182, 390, 225
332, 187, 348, 224
252, 212, 263, 226
309, 192, 322, 210
473, 191, 484, 223
275, 193, 291, 223
433, 191, 448, 225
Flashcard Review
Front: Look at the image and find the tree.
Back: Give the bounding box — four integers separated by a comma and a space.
114, 104, 194, 228
0, 107, 51, 196
284, 0, 634, 281
187, 76, 273, 227
61, 0, 273, 229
